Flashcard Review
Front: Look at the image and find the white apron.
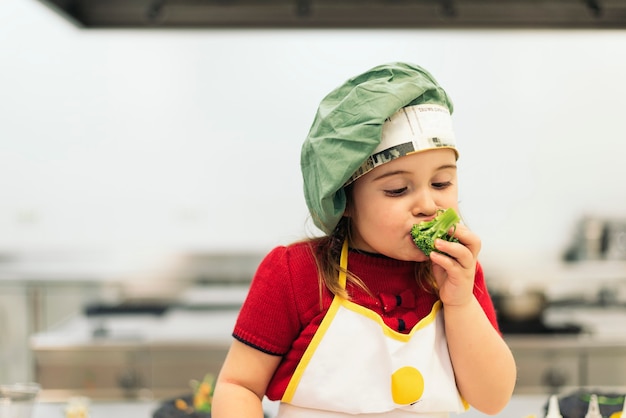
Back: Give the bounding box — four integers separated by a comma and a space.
276, 240, 468, 418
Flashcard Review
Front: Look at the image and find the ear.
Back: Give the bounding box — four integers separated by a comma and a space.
343, 203, 353, 218
342, 186, 354, 218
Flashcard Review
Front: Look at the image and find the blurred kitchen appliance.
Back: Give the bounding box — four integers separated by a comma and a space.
564, 216, 626, 261
490, 282, 584, 335
492, 287, 548, 322
492, 290, 583, 335
496, 316, 583, 335
604, 219, 626, 260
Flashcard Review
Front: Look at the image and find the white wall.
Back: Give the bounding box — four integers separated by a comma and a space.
2, 0, 626, 273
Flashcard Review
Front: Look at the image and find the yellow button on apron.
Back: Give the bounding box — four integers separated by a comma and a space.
391, 366, 425, 405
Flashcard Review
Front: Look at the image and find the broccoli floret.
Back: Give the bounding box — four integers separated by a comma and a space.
411, 208, 460, 256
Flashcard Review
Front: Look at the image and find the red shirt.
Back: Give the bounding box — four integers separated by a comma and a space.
233, 241, 499, 401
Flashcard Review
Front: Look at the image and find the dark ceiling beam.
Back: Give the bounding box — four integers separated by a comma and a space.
584, 0, 603, 17
35, 0, 626, 29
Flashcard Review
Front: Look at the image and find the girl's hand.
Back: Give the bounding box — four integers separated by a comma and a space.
429, 224, 481, 308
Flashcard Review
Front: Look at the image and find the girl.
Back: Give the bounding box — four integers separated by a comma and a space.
212, 62, 517, 418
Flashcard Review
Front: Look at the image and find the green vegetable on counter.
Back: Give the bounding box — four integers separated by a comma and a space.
411, 208, 460, 256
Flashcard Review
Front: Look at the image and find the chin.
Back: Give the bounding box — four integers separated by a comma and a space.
394, 250, 428, 262
409, 248, 429, 262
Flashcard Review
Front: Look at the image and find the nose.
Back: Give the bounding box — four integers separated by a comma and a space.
411, 189, 438, 218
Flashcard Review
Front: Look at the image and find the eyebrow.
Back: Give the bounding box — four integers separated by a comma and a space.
372, 164, 457, 182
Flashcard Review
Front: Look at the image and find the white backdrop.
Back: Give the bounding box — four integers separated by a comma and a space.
2, 0, 626, 274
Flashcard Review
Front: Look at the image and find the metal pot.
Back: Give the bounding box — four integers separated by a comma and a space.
492, 287, 548, 322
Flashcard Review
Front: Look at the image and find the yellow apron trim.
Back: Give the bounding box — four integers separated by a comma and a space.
338, 238, 348, 289
283, 240, 349, 402
462, 396, 470, 410
282, 294, 345, 400
340, 238, 442, 342
282, 239, 469, 411
341, 299, 442, 342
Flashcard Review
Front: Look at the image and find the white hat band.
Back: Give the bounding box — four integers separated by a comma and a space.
347, 104, 457, 184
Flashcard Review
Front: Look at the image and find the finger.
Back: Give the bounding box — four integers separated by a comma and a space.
430, 248, 456, 268
433, 239, 463, 260
447, 224, 481, 257
432, 239, 472, 270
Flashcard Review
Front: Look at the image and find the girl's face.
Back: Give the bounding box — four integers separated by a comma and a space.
346, 148, 459, 262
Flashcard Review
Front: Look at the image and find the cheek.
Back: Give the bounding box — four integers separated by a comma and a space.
351, 192, 405, 234
353, 204, 387, 235
363, 205, 403, 232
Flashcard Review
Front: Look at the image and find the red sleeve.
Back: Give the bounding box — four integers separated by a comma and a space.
473, 262, 500, 332
233, 245, 311, 355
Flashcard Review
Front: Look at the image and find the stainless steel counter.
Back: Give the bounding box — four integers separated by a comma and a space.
504, 306, 626, 393
30, 285, 246, 400
31, 400, 160, 418
29, 395, 552, 418
30, 289, 626, 399
31, 305, 240, 401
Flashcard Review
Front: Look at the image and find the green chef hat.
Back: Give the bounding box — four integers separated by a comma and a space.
301, 62, 456, 235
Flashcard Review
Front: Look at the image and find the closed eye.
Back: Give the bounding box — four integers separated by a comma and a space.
384, 187, 408, 197
432, 181, 452, 190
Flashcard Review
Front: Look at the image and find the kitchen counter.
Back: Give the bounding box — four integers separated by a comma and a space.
29, 395, 551, 418
503, 306, 626, 392
30, 400, 160, 418
30, 299, 626, 399
30, 286, 249, 348
31, 306, 241, 401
